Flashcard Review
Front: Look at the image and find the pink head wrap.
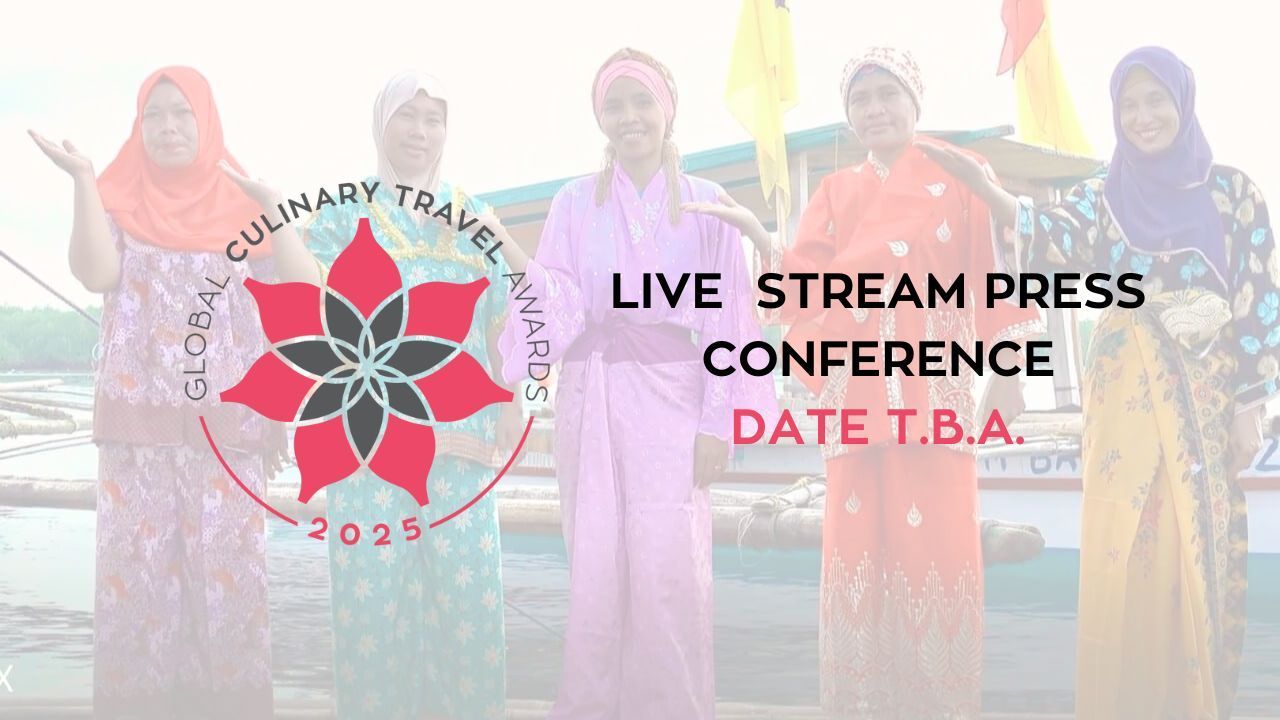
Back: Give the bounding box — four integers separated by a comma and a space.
592, 58, 676, 130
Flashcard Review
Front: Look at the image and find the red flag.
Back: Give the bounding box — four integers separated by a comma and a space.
997, 0, 1046, 75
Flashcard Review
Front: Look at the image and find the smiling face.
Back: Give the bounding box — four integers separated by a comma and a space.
599, 76, 668, 166
1118, 67, 1180, 155
141, 80, 198, 169
846, 68, 916, 158
382, 91, 447, 181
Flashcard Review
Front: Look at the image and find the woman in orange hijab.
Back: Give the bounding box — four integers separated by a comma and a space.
30, 67, 280, 719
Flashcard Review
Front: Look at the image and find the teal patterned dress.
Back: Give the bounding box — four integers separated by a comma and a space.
305, 177, 509, 720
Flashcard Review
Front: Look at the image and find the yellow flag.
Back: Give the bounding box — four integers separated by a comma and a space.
1013, 3, 1092, 155
725, 0, 798, 217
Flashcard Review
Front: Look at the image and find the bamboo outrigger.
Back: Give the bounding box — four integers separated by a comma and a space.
0, 474, 1044, 564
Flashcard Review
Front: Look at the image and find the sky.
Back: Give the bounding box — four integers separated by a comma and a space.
1, 0, 1276, 310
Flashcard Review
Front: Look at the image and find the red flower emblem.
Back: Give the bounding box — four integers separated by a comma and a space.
221, 217, 512, 506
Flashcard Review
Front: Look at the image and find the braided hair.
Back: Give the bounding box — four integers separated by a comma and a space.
591, 48, 683, 226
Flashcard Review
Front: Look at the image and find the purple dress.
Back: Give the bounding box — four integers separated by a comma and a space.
500, 168, 777, 719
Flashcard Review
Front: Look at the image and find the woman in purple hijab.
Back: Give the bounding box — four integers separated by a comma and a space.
925, 46, 1275, 718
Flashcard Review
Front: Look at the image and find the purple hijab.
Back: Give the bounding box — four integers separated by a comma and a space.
1103, 47, 1225, 281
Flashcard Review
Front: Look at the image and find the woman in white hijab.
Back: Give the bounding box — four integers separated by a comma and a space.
231, 71, 517, 720
372, 71, 449, 202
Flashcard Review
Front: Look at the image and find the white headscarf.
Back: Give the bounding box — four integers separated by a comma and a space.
373, 71, 449, 196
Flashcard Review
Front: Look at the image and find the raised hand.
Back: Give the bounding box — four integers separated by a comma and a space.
915, 142, 992, 195
472, 208, 530, 273
472, 209, 508, 238
29, 130, 94, 179
681, 191, 770, 252
917, 141, 1019, 227
30, 130, 120, 292
218, 160, 281, 210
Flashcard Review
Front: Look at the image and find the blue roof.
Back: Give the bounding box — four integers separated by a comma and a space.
476, 123, 1018, 209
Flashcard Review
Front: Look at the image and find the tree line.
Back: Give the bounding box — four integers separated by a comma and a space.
0, 306, 101, 371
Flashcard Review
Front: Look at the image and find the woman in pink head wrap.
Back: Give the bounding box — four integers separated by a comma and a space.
499, 48, 777, 719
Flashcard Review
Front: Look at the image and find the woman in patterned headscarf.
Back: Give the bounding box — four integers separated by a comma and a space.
498, 48, 777, 719
776, 47, 1042, 719
927, 46, 1274, 719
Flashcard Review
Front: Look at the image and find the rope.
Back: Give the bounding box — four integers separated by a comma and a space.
734, 476, 825, 567
735, 510, 760, 568
0, 431, 91, 457
0, 438, 93, 462
504, 597, 562, 640
0, 247, 99, 327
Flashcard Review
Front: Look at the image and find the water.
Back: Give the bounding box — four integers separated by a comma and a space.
3, 373, 1278, 711
2, 506, 1278, 713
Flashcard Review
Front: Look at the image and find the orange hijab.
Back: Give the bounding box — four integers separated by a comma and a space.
97, 66, 265, 255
